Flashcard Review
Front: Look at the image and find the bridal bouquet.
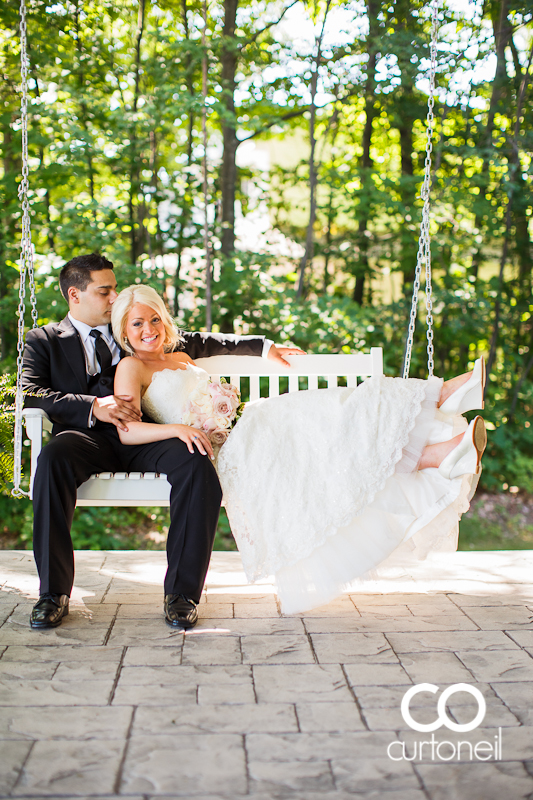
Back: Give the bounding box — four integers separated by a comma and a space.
182, 377, 244, 446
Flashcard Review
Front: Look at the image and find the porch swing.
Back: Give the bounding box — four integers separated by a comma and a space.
13, 0, 439, 507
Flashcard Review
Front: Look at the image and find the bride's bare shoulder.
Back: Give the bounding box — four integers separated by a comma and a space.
115, 356, 145, 378
169, 352, 195, 368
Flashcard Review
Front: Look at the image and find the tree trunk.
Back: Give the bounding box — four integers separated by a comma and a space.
509, 325, 533, 421
202, 0, 212, 331
486, 202, 511, 382
509, 152, 532, 288
296, 80, 318, 298
220, 0, 239, 260
470, 0, 511, 279
296, 0, 332, 298
174, 0, 196, 315
74, 1, 95, 205
353, 0, 379, 305
394, 0, 419, 291
508, 33, 533, 290
322, 190, 333, 292
128, 0, 146, 267
487, 35, 533, 385
148, 129, 167, 299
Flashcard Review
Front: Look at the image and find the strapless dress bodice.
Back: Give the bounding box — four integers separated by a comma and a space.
141, 364, 209, 424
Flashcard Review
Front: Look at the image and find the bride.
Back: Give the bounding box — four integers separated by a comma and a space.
112, 285, 487, 614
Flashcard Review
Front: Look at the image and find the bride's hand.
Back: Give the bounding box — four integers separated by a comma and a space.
174, 425, 214, 459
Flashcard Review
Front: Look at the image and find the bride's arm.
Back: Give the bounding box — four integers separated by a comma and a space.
113, 359, 214, 457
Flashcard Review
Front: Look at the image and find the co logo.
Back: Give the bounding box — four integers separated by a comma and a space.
401, 683, 486, 733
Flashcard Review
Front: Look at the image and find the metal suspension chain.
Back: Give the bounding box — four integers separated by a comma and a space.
402, 0, 438, 379
13, 0, 38, 499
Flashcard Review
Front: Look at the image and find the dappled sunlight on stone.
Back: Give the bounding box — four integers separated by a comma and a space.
1, 550, 533, 798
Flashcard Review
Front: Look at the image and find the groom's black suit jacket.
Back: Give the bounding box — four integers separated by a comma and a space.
22, 316, 265, 433
23, 316, 263, 598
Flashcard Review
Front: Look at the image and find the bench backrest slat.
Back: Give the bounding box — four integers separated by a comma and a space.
195, 349, 383, 401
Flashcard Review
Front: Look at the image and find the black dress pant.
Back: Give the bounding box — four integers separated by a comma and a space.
32, 428, 222, 602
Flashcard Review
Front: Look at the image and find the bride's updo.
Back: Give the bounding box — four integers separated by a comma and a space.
111, 284, 184, 356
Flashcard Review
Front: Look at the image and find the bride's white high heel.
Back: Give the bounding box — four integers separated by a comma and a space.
438, 357, 486, 416
438, 416, 487, 480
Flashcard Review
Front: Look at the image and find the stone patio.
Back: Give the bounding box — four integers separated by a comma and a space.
1, 549, 533, 800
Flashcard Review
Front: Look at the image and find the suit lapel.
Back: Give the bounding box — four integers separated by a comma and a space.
56, 317, 89, 392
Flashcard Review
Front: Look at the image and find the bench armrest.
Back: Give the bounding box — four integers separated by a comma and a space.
21, 408, 53, 497
22, 407, 53, 432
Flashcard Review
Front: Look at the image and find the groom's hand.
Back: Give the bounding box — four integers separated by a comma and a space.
93, 395, 142, 431
267, 344, 306, 368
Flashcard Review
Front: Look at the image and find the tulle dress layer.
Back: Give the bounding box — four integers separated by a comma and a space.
142, 366, 477, 615
217, 374, 477, 614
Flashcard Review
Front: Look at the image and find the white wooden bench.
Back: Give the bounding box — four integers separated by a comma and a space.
22, 349, 383, 506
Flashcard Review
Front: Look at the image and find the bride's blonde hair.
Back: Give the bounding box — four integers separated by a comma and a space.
111, 285, 184, 356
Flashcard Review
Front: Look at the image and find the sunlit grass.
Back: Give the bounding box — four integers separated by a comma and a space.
458, 492, 533, 551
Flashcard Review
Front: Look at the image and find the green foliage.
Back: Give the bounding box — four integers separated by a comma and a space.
0, 493, 174, 551
0, 493, 238, 552
0, 374, 15, 496
0, 494, 33, 547
458, 492, 533, 551
0, 0, 532, 551
214, 508, 237, 551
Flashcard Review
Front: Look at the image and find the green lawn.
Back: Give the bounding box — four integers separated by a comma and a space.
458, 492, 533, 551
1, 492, 532, 553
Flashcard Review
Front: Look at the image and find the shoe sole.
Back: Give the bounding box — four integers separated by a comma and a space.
164, 615, 198, 630
30, 608, 69, 629
472, 416, 487, 473
480, 357, 486, 410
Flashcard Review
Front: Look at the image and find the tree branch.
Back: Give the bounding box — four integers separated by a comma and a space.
238, 87, 358, 143
240, 0, 300, 49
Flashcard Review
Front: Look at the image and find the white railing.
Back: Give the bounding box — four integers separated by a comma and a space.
22, 349, 383, 507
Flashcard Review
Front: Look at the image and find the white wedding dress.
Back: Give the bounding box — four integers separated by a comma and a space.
143, 364, 478, 614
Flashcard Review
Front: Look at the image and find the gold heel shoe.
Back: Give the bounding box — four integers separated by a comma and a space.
438, 416, 487, 479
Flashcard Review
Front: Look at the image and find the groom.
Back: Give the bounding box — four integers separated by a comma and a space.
22, 252, 302, 630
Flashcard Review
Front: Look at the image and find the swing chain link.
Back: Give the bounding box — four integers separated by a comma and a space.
403, 0, 438, 379
13, 0, 38, 499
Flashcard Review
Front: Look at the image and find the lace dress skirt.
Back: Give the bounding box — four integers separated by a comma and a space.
217, 375, 477, 614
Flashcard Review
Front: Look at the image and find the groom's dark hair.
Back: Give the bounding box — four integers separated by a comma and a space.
59, 253, 114, 300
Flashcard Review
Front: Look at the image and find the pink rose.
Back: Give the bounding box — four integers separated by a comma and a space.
209, 382, 222, 398
213, 395, 235, 418
202, 417, 218, 433
210, 429, 230, 446
221, 383, 239, 399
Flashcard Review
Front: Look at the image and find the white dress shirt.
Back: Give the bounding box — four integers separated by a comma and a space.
68, 314, 121, 427
262, 339, 274, 358
68, 313, 121, 376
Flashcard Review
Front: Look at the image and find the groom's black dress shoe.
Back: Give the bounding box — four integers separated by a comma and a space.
164, 594, 198, 629
30, 594, 70, 629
